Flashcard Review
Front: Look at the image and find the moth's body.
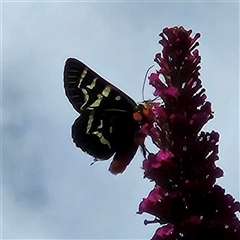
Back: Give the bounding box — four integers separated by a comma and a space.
64, 58, 144, 174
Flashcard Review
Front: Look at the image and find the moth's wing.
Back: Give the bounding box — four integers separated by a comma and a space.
64, 58, 141, 174
72, 110, 115, 160
64, 58, 137, 113
72, 106, 139, 161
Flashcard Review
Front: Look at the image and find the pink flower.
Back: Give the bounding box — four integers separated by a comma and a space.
138, 26, 240, 239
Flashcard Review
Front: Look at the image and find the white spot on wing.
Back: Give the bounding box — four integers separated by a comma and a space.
86, 78, 97, 89
86, 112, 94, 134
102, 86, 111, 97
78, 68, 88, 88
92, 131, 111, 149
80, 88, 89, 110
115, 96, 121, 101
88, 94, 103, 109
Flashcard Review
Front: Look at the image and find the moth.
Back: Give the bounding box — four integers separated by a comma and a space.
64, 58, 146, 174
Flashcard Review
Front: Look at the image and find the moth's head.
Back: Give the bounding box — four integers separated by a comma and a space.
133, 101, 155, 124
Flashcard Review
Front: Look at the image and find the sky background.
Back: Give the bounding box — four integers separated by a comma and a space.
1, 1, 239, 239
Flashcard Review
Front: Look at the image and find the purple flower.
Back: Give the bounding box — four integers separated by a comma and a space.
138, 27, 240, 240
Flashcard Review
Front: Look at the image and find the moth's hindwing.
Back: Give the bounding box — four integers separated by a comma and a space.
64, 58, 140, 173
72, 108, 138, 160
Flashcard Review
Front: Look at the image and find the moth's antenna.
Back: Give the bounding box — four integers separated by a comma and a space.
142, 65, 154, 101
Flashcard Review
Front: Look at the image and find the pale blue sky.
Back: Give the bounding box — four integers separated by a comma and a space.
1, 1, 239, 239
